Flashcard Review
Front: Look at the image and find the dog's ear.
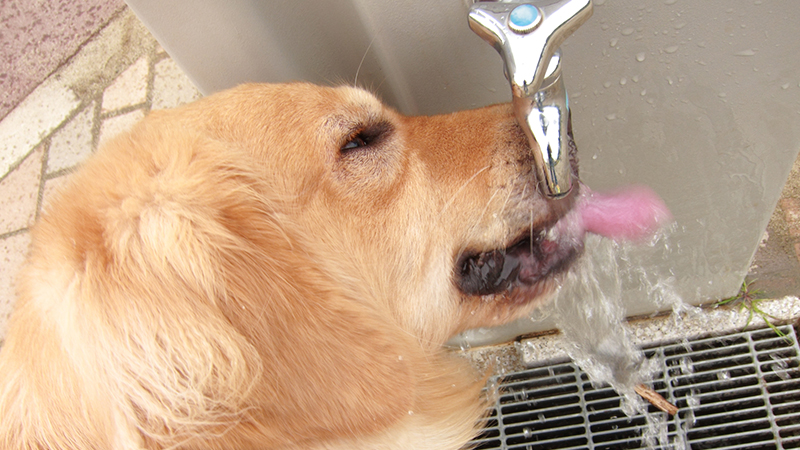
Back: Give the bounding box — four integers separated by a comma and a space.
211, 191, 417, 443
121, 137, 418, 444
113, 130, 416, 443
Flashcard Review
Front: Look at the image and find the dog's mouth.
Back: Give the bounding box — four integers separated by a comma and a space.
454, 185, 673, 300
455, 215, 583, 298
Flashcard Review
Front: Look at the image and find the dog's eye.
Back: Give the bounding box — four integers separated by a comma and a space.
339, 122, 393, 155
341, 133, 370, 151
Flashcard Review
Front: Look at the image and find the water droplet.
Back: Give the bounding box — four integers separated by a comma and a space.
782, 83, 791, 90
673, 22, 687, 30
621, 27, 635, 36
636, 52, 647, 62
609, 37, 619, 47
523, 427, 533, 439
664, 45, 679, 54
774, 366, 791, 380
735, 49, 756, 56
680, 357, 694, 374
770, 354, 790, 380
487, 378, 499, 396
718, 92, 727, 98
640, 89, 647, 96
620, 77, 628, 86
592, 154, 598, 160
606, 113, 617, 121
603, 81, 612, 88
685, 408, 697, 429
632, 75, 640, 82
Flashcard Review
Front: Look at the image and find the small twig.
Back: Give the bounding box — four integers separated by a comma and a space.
635, 384, 678, 415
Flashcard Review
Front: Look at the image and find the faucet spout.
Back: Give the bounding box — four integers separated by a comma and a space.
513, 51, 573, 198
468, 0, 592, 198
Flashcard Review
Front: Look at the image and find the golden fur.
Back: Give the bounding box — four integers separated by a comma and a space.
0, 83, 577, 449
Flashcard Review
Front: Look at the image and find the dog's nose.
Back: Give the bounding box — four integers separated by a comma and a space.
468, 0, 593, 199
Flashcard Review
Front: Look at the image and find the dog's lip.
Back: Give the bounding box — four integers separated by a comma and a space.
454, 215, 584, 298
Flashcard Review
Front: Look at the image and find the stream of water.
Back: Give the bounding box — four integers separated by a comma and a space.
550, 228, 693, 449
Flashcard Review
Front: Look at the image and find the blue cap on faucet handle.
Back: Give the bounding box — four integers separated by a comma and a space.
508, 4, 542, 33
468, 0, 592, 100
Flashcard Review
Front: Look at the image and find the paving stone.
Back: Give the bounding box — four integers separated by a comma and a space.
57, 9, 156, 102
47, 102, 95, 174
0, 146, 44, 235
102, 56, 149, 113
98, 108, 146, 150
152, 57, 202, 110
0, 76, 80, 179
0, 231, 31, 341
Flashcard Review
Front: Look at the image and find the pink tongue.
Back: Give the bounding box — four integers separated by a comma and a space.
579, 186, 672, 241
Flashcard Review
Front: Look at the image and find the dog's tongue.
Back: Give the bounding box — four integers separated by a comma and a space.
578, 186, 671, 241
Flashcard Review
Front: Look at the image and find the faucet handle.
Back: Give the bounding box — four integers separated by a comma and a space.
468, 0, 593, 98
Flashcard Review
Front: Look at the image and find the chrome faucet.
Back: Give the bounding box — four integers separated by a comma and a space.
468, 0, 593, 198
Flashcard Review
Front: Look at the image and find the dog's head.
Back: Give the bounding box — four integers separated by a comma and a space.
185, 83, 582, 345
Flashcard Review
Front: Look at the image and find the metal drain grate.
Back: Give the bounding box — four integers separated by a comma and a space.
473, 325, 800, 450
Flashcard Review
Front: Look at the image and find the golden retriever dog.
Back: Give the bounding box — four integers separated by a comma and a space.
0, 83, 664, 449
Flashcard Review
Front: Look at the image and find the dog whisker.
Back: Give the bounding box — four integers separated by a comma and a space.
375, 75, 388, 93
354, 36, 377, 88
496, 181, 517, 224
454, 188, 503, 264
439, 165, 491, 217
394, 325, 441, 358
530, 204, 535, 255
